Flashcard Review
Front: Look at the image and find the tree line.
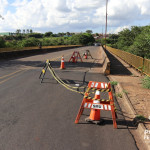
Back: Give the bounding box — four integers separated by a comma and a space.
0, 30, 95, 49
104, 25, 150, 59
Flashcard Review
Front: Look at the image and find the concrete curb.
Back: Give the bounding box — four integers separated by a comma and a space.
101, 46, 110, 75
108, 75, 150, 150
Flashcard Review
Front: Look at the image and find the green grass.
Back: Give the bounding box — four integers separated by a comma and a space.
110, 81, 118, 86
142, 76, 150, 89
115, 93, 122, 98
122, 89, 128, 94
136, 115, 147, 122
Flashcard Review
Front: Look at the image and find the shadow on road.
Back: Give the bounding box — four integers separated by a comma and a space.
78, 117, 138, 129
104, 49, 132, 75
0, 59, 102, 70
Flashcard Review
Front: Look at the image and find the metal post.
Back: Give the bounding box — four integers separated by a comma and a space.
105, 0, 108, 49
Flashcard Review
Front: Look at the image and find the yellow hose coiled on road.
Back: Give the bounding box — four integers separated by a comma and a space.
48, 65, 85, 95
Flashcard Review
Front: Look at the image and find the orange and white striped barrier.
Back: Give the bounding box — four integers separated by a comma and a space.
75, 81, 117, 128
69, 51, 83, 63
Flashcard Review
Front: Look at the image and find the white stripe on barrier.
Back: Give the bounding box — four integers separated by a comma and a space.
84, 103, 112, 111
108, 105, 111, 110
84, 103, 87, 107
88, 103, 91, 108
101, 83, 104, 88
95, 82, 98, 88
104, 105, 107, 110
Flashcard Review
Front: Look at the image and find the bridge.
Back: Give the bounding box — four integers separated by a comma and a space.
0, 46, 145, 150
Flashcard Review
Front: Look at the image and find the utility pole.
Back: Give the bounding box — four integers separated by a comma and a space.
105, 0, 108, 49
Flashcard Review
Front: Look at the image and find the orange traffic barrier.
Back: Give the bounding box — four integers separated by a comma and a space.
84, 53, 87, 59
72, 56, 76, 63
60, 56, 65, 69
82, 50, 93, 59
69, 51, 83, 63
75, 81, 117, 128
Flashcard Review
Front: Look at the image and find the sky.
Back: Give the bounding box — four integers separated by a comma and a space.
0, 0, 150, 34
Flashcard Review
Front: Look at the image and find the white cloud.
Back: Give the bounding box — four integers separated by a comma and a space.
11, 0, 28, 7
0, 0, 150, 33
0, 0, 8, 14
109, 25, 130, 34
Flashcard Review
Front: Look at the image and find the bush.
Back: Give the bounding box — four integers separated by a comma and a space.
21, 37, 40, 47
42, 38, 53, 46
70, 33, 95, 45
0, 37, 5, 48
128, 26, 150, 58
142, 76, 150, 89
27, 33, 43, 38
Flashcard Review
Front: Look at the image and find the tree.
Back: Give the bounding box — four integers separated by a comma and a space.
16, 29, 21, 35
28, 33, 43, 38
107, 34, 119, 48
21, 37, 40, 47
23, 29, 26, 34
117, 28, 133, 51
26, 29, 29, 34
95, 33, 99, 36
66, 32, 70, 36
30, 29, 33, 33
71, 33, 95, 45
130, 26, 142, 40
0, 37, 5, 48
44, 32, 53, 37
86, 30, 93, 34
129, 26, 150, 58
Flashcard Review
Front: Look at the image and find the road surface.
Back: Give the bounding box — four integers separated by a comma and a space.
0, 46, 138, 150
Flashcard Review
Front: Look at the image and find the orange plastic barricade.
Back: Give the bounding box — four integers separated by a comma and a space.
82, 50, 93, 59
75, 81, 117, 128
84, 52, 87, 59
69, 51, 83, 63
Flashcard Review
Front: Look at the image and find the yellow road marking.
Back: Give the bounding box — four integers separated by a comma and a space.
0, 69, 23, 79
0, 69, 27, 85
0, 52, 74, 85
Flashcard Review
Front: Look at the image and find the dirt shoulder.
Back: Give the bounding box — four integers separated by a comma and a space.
104, 49, 150, 150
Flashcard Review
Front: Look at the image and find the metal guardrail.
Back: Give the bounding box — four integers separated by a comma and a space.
144, 59, 150, 76
0, 45, 81, 53
106, 46, 150, 77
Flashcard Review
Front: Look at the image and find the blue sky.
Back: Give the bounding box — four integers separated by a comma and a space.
0, 0, 150, 34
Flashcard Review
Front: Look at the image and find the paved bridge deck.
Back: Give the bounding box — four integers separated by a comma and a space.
0, 46, 138, 150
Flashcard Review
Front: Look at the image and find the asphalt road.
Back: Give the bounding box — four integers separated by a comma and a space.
0, 46, 138, 150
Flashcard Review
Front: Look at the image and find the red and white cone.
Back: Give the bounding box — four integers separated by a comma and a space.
60, 56, 65, 69
85, 90, 102, 124
89, 90, 101, 120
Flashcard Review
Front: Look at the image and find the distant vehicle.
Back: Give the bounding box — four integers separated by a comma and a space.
94, 43, 101, 46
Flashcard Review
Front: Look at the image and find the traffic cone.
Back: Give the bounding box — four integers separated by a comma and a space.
85, 53, 87, 59
60, 56, 65, 69
89, 90, 101, 120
